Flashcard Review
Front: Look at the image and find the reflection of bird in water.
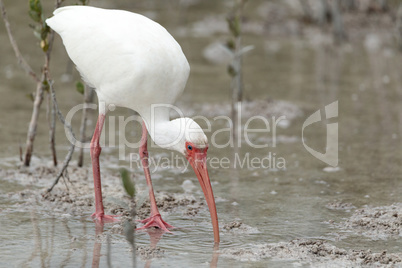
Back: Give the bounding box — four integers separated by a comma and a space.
144, 229, 164, 268
143, 229, 219, 268
46, 6, 219, 243
91, 224, 104, 268
91, 221, 218, 267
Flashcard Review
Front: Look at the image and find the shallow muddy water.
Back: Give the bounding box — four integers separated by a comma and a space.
0, 0, 401, 267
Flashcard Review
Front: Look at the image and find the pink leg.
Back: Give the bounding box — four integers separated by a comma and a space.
136, 121, 174, 232
90, 113, 119, 223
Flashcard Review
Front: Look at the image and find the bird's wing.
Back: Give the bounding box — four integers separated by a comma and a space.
47, 6, 189, 108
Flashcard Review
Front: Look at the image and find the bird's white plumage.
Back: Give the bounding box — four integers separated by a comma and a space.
47, 6, 189, 117
47, 6, 208, 152
154, 118, 208, 154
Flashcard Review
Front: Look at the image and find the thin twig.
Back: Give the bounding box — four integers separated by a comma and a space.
299, 0, 314, 22
24, 78, 45, 166
0, 0, 39, 82
44, 0, 65, 166
228, 0, 248, 155
45, 0, 65, 64
61, 175, 70, 191
47, 78, 77, 193
45, 0, 84, 189
19, 141, 23, 162
47, 91, 58, 166
318, 0, 332, 26
78, 85, 94, 167
106, 234, 112, 268
1, 0, 45, 166
397, 3, 402, 51
331, 0, 347, 43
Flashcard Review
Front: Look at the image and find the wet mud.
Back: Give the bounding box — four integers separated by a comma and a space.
222, 239, 401, 267
222, 221, 260, 235
135, 245, 165, 260
326, 200, 356, 211
220, 201, 402, 266
0, 165, 207, 226
343, 203, 402, 239
1, 166, 401, 266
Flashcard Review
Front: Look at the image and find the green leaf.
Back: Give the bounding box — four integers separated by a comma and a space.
76, 81, 85, 95
226, 39, 235, 51
227, 16, 241, 37
123, 220, 134, 246
120, 168, 135, 198
29, 0, 42, 13
227, 64, 237, 77
28, 10, 41, 22
42, 79, 49, 92
40, 15, 49, 37
26, 93, 35, 102
29, 0, 42, 22
40, 25, 49, 41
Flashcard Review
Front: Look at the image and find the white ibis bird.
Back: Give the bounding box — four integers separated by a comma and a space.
46, 6, 220, 243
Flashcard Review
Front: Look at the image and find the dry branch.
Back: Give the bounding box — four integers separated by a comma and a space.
24, 77, 45, 166
0, 0, 40, 82
78, 85, 94, 167
47, 79, 77, 193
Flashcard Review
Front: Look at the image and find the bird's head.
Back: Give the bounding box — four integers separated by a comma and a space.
160, 117, 219, 243
164, 117, 207, 154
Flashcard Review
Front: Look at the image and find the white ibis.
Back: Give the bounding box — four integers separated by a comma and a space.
46, 6, 220, 243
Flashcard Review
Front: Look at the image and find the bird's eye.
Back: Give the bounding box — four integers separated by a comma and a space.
187, 145, 193, 151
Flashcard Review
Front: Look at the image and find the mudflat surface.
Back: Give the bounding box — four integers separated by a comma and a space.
1, 166, 401, 267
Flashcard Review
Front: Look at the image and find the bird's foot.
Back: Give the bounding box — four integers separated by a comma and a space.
136, 213, 174, 233
91, 212, 120, 223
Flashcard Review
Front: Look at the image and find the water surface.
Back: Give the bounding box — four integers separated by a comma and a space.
0, 0, 401, 267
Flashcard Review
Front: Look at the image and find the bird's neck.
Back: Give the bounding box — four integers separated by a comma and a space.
140, 107, 185, 154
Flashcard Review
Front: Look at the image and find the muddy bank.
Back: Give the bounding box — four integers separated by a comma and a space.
326, 200, 356, 211
0, 165, 212, 262
0, 165, 207, 225
222, 220, 260, 235
1, 166, 401, 266
343, 203, 402, 239
325, 201, 402, 240
221, 239, 401, 267
221, 202, 402, 266
135, 245, 165, 260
